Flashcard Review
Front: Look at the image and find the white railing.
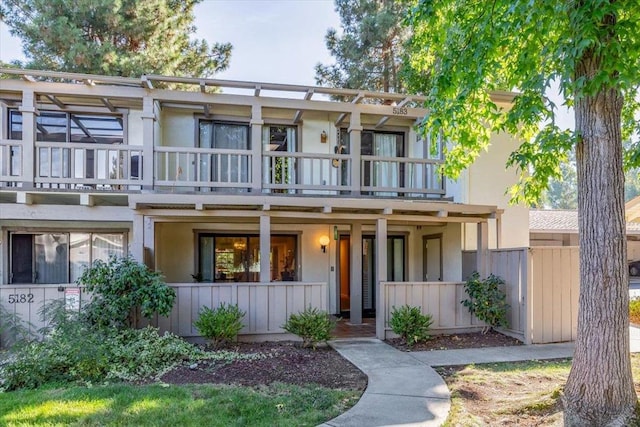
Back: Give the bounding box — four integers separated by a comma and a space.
34, 141, 143, 190
155, 146, 252, 190
380, 281, 485, 339
361, 156, 445, 196
262, 151, 351, 193
0, 139, 23, 186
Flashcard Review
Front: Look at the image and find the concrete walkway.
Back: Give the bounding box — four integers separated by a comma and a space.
322, 327, 640, 427
320, 338, 450, 427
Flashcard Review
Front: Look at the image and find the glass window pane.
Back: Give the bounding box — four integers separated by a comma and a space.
271, 235, 296, 281
92, 233, 124, 261
34, 233, 69, 284
214, 236, 251, 282
37, 112, 67, 142
70, 233, 91, 282
70, 114, 123, 144
9, 110, 22, 140
199, 236, 214, 282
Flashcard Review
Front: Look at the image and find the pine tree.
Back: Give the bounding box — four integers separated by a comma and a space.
315, 0, 408, 93
0, 0, 231, 78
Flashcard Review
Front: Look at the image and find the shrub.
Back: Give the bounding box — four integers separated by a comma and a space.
0, 300, 32, 349
283, 307, 335, 349
193, 303, 245, 348
389, 305, 433, 347
76, 255, 176, 329
630, 298, 640, 325
462, 272, 509, 332
0, 322, 209, 391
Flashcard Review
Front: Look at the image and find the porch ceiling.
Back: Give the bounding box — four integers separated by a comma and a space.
129, 193, 499, 224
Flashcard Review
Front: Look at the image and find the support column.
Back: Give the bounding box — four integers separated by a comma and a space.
143, 216, 155, 269
348, 111, 362, 196
20, 90, 36, 188
477, 221, 489, 277
251, 104, 263, 193
141, 97, 155, 190
375, 218, 388, 339
131, 214, 144, 263
349, 222, 363, 324
259, 215, 271, 283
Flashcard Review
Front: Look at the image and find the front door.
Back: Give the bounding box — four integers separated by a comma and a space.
423, 235, 442, 281
338, 235, 406, 317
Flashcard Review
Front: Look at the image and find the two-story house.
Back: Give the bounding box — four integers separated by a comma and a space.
0, 68, 529, 341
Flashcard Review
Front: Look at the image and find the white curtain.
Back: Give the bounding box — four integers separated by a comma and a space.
374, 133, 398, 196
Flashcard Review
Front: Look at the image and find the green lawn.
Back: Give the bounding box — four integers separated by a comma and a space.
0, 382, 360, 427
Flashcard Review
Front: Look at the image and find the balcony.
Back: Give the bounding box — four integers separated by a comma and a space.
0, 140, 445, 198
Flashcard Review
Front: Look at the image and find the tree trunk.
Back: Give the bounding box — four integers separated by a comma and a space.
563, 40, 637, 424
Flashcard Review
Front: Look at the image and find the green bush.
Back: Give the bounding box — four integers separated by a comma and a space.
462, 272, 509, 332
0, 323, 209, 391
630, 298, 640, 325
0, 299, 33, 349
76, 255, 176, 329
282, 307, 335, 349
193, 303, 245, 348
389, 305, 433, 347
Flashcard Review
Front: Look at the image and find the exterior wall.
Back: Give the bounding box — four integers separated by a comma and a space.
459, 130, 530, 250
530, 232, 579, 247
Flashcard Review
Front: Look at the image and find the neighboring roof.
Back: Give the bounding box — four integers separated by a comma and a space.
627, 196, 640, 223
530, 209, 640, 235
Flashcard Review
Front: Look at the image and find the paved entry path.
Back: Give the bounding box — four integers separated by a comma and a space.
322, 328, 640, 427
320, 338, 450, 427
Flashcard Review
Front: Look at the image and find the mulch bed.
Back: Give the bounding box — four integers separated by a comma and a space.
158, 331, 521, 390
159, 341, 367, 391
386, 330, 523, 351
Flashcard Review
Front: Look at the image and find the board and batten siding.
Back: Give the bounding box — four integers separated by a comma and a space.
380, 281, 486, 339
145, 282, 328, 337
0, 282, 327, 345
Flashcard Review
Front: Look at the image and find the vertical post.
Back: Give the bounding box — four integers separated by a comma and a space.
349, 222, 363, 324
259, 214, 271, 283
376, 218, 388, 339
495, 213, 502, 249
251, 104, 263, 193
20, 90, 36, 188
477, 221, 489, 277
141, 97, 155, 190
131, 214, 144, 263
143, 216, 155, 269
348, 110, 362, 196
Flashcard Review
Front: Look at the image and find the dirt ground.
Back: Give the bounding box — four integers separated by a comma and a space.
387, 329, 523, 351
160, 341, 367, 391
158, 331, 521, 393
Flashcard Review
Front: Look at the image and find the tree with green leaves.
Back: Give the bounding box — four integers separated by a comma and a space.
407, 1, 639, 424
0, 0, 231, 78
315, 0, 408, 93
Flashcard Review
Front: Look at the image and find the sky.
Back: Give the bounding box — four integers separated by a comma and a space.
0, 0, 575, 129
0, 0, 341, 86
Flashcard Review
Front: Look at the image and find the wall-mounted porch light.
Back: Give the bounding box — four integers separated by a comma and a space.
319, 235, 330, 253
320, 130, 328, 143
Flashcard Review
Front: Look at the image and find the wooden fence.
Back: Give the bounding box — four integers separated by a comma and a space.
379, 281, 486, 339
1, 282, 327, 345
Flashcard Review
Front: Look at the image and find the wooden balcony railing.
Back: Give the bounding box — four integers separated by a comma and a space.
0, 139, 22, 185
262, 151, 351, 193
1, 140, 446, 198
154, 146, 252, 190
34, 141, 143, 190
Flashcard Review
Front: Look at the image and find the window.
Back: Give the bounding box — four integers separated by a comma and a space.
263, 125, 297, 191
9, 109, 126, 182
9, 232, 126, 284
197, 120, 250, 184
198, 234, 297, 282
9, 109, 124, 144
